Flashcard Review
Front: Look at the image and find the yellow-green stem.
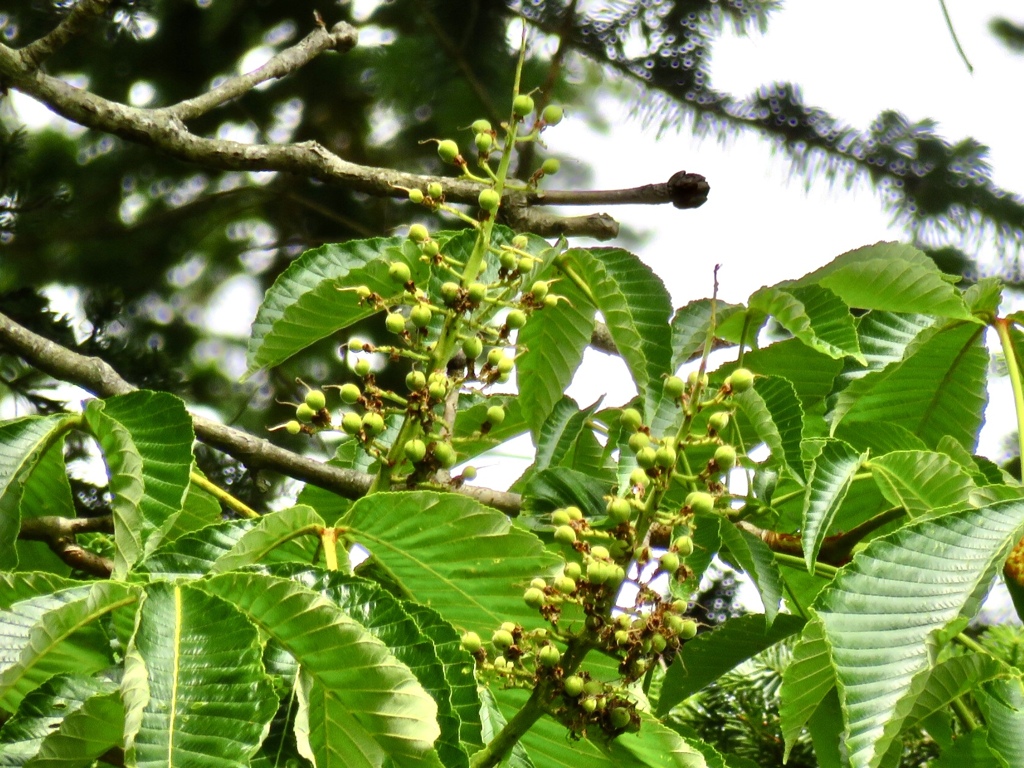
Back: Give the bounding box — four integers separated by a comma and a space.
321, 527, 340, 571
995, 317, 1024, 466
189, 471, 259, 519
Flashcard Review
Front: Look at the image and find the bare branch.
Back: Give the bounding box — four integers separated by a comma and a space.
19, 515, 114, 578
19, 0, 113, 70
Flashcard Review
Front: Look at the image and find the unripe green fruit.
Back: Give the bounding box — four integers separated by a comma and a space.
295, 403, 316, 423
486, 348, 504, 367
408, 223, 429, 243
441, 281, 461, 304
715, 444, 738, 472
354, 358, 371, 377
531, 577, 548, 590
486, 404, 506, 425
432, 441, 457, 468
427, 181, 443, 199
511, 234, 529, 249
650, 633, 668, 654
462, 466, 478, 480
471, 118, 492, 134
565, 506, 583, 521
555, 576, 576, 594
614, 629, 630, 647
591, 545, 610, 560
629, 468, 650, 487
304, 389, 326, 411
408, 188, 424, 204
437, 139, 460, 164
655, 445, 677, 468
422, 240, 439, 257
608, 566, 626, 587
664, 375, 685, 398
674, 535, 694, 557
406, 370, 426, 391
513, 93, 535, 117
499, 250, 517, 270
620, 407, 643, 431
355, 285, 373, 300
541, 157, 561, 175
564, 561, 582, 580
517, 256, 534, 273
478, 188, 500, 211
506, 309, 527, 329
678, 619, 698, 640
659, 551, 680, 573
492, 629, 514, 649
609, 707, 631, 730
285, 420, 302, 435
460, 631, 482, 653
426, 381, 445, 401
538, 644, 561, 667
543, 294, 558, 309
409, 304, 432, 328
551, 509, 571, 526
501, 621, 517, 633
530, 281, 549, 300
628, 431, 651, 452
385, 312, 406, 334
524, 587, 546, 609
496, 356, 514, 375
686, 491, 715, 515
607, 497, 631, 523
687, 370, 709, 388
493, 656, 507, 669
665, 614, 685, 634
475, 132, 493, 152
388, 261, 411, 284
405, 438, 427, 463
341, 412, 362, 435
636, 446, 657, 469
361, 412, 385, 435
462, 336, 483, 359
728, 367, 755, 393
708, 411, 730, 433
588, 561, 610, 585
554, 525, 577, 545
468, 282, 487, 303
542, 104, 564, 125
563, 675, 584, 697
581, 697, 598, 714
339, 383, 361, 404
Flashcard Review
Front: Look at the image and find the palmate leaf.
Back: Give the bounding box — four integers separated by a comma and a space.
869, 450, 978, 519
813, 499, 1024, 768
749, 284, 863, 363
123, 581, 278, 768
340, 491, 561, 637
0, 415, 77, 570
84, 391, 194, 577
568, 248, 673, 422
245, 236, 422, 374
201, 571, 440, 768
780, 618, 834, 761
801, 439, 865, 570
734, 375, 805, 483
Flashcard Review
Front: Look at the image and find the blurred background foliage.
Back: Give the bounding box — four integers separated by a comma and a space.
1, 0, 1023, 511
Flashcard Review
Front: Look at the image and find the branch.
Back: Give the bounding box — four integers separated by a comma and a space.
19, 0, 113, 70
19, 515, 114, 578
0, 309, 522, 515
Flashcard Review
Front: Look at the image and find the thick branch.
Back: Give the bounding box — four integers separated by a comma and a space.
0, 310, 521, 514
19, 515, 114, 578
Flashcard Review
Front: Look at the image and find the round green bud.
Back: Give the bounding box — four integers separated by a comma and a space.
486, 348, 504, 367
341, 412, 362, 435
543, 294, 558, 309
714, 444, 738, 472
355, 285, 373, 300
542, 104, 564, 125
511, 234, 529, 249
437, 139, 460, 164
471, 118, 492, 134
461, 631, 482, 652
530, 577, 547, 590
607, 497, 631, 523
614, 629, 630, 646
427, 181, 443, 199
541, 157, 561, 175
486, 404, 506, 425
581, 697, 598, 714
538, 644, 561, 667
491, 629, 514, 649
524, 587, 546, 609
555, 576, 576, 594
659, 551, 680, 574
354, 357, 372, 377
636, 446, 657, 469
655, 445, 677, 468
462, 465, 478, 480
727, 367, 755, 393
500, 621, 517, 633
496, 356, 515, 375
686, 491, 715, 515
462, 336, 483, 359
432, 441, 457, 468
408, 188, 424, 204
530, 281, 549, 300
406, 370, 426, 391
564, 561, 582, 580
467, 282, 487, 303
512, 93, 535, 117
295, 403, 316, 423
664, 375, 685, 398
553, 525, 577, 545
650, 632, 668, 654
493, 656, 507, 669
285, 420, 302, 435
588, 561, 611, 585
608, 566, 626, 587
499, 250, 517, 270
405, 438, 427, 463
628, 431, 651, 453
687, 370, 709, 388
620, 407, 643, 431
385, 312, 406, 334
563, 675, 585, 697
304, 389, 326, 411
408, 223, 430, 243
478, 188, 500, 211
475, 132, 493, 152
517, 256, 534, 273
565, 506, 583, 521
388, 261, 412, 284
339, 383, 361, 404
441, 281, 461, 304
673, 535, 694, 557
505, 309, 527, 329
609, 707, 632, 730
361, 412, 385, 435
422, 239, 440, 257
409, 304, 432, 328
629, 467, 650, 487
678, 619, 698, 640
665, 614, 685, 634
428, 380, 447, 400
708, 411, 730, 433
551, 508, 570, 526
591, 545, 610, 561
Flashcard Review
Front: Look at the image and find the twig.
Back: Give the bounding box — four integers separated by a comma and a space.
19, 0, 113, 70
18, 515, 115, 578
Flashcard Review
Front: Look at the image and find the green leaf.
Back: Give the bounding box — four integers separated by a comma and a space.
0, 415, 76, 570
532, 397, 601, 474
84, 391, 194, 576
905, 653, 1008, 728
832, 421, 927, 455
717, 522, 783, 627
516, 263, 597, 438
813, 499, 1024, 768
806, 688, 845, 768
831, 311, 936, 400
741, 339, 842, 412
600, 714, 708, 767
749, 284, 863, 362
801, 439, 865, 570
977, 677, 1024, 767
16, 436, 77, 576
0, 574, 78, 610
452, 395, 529, 463
780, 619, 834, 760
211, 505, 325, 573
735, 375, 805, 483
669, 299, 744, 372
569, 248, 673, 420
830, 322, 988, 449
869, 450, 977, 518
521, 468, 608, 519
25, 681, 123, 767
158, 471, 223, 544
479, 688, 534, 768
656, 614, 804, 716
246, 236, 422, 374
932, 729, 1002, 767
201, 571, 440, 768
0, 582, 134, 711
342, 492, 560, 637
